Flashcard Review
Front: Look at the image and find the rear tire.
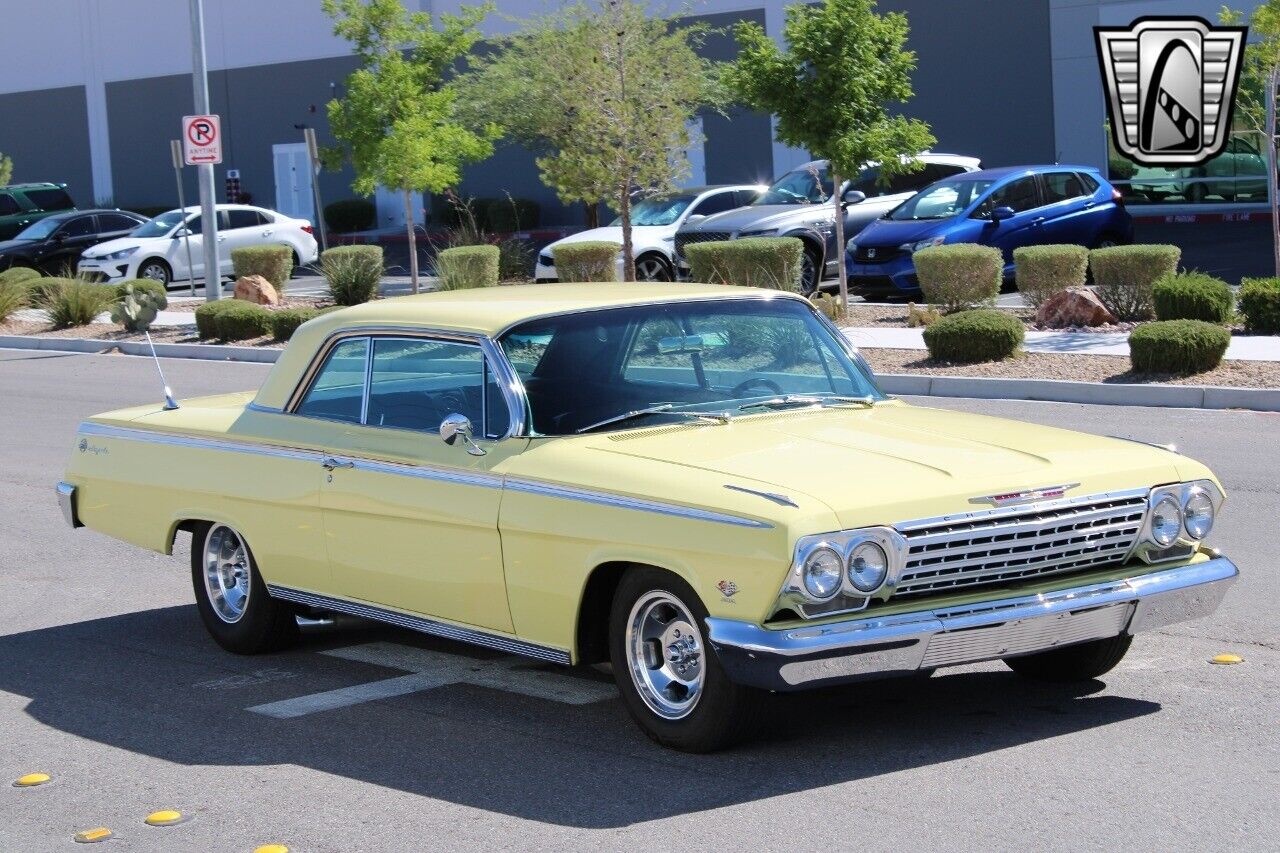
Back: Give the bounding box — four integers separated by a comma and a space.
608, 567, 765, 752
634, 253, 674, 282
799, 247, 820, 296
1003, 634, 1132, 682
189, 521, 298, 654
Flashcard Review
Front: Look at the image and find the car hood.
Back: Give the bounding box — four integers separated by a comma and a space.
853, 218, 954, 246
582, 402, 1189, 529
681, 204, 833, 234
81, 236, 145, 258
0, 239, 32, 255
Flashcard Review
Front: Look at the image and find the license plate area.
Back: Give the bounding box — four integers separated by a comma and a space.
920, 602, 1134, 669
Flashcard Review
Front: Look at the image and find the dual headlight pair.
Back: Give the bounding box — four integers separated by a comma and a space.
782, 527, 907, 617
1144, 480, 1221, 550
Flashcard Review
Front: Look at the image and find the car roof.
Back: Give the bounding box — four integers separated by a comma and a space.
1, 182, 67, 191
791, 154, 982, 172
953, 165, 1103, 181
44, 208, 143, 220
254, 283, 809, 409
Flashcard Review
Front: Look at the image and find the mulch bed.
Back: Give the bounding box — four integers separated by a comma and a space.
163, 296, 331, 314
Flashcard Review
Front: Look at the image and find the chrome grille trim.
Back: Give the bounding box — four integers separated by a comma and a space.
893, 489, 1149, 599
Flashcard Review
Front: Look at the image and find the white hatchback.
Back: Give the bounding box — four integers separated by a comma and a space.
77, 204, 320, 286
535, 185, 765, 282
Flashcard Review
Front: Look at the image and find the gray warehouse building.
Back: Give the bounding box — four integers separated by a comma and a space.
0, 0, 1268, 230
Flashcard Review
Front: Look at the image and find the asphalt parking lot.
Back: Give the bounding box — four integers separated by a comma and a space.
1, 350, 1276, 851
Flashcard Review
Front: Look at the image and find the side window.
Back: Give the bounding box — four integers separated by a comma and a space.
185, 215, 202, 233
927, 164, 968, 182
1077, 172, 1100, 193
295, 337, 369, 424
58, 216, 96, 238
735, 189, 762, 207
365, 338, 490, 435
25, 188, 74, 210
227, 209, 265, 229
1042, 172, 1087, 204
0, 193, 20, 215
99, 213, 142, 232
975, 176, 1041, 218
688, 192, 739, 218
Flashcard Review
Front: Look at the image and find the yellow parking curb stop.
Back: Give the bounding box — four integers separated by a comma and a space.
254, 845, 290, 853
1210, 653, 1244, 665
13, 772, 51, 787
73, 827, 113, 844
144, 809, 189, 827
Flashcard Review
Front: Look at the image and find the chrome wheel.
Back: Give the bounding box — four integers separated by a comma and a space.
635, 256, 672, 281
203, 524, 251, 624
139, 260, 169, 284
626, 590, 705, 720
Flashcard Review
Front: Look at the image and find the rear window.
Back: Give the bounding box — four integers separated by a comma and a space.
227, 209, 266, 229
24, 188, 74, 211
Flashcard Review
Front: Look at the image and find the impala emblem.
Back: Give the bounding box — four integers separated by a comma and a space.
969, 483, 1080, 507
1095, 17, 1247, 166
716, 580, 739, 598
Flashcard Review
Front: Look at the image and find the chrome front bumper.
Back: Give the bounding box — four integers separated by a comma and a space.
707, 556, 1238, 691
56, 481, 82, 529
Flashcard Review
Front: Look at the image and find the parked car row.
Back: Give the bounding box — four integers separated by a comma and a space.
0, 182, 78, 241
537, 155, 1134, 299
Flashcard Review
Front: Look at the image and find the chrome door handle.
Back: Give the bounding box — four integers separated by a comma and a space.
321, 456, 354, 471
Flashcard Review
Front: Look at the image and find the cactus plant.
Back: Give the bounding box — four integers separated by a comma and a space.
110, 283, 163, 332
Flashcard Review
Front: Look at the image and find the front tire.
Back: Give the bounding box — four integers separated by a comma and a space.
634, 253, 674, 282
137, 258, 172, 286
1003, 634, 1132, 682
190, 522, 298, 654
799, 247, 820, 296
608, 567, 764, 752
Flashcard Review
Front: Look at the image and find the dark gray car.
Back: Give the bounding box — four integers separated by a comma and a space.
674, 154, 980, 293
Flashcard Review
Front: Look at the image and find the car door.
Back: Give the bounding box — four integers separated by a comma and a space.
173, 213, 207, 280
299, 333, 519, 631
1034, 172, 1098, 247
223, 209, 274, 271
42, 214, 101, 274
972, 175, 1046, 271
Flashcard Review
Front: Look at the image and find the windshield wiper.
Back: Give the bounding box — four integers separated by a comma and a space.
736, 394, 876, 413
576, 404, 730, 434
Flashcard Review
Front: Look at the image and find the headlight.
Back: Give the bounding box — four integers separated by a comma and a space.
103, 247, 138, 260
845, 239, 858, 254
1183, 489, 1214, 539
847, 542, 888, 593
899, 236, 945, 253
802, 547, 843, 600
739, 228, 777, 238
1149, 495, 1182, 546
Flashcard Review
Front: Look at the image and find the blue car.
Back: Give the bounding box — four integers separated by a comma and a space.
845, 165, 1133, 299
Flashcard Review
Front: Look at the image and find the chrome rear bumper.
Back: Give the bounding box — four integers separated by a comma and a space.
707, 556, 1238, 691
56, 481, 82, 529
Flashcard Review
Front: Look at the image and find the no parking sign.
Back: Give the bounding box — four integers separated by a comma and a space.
182, 114, 222, 165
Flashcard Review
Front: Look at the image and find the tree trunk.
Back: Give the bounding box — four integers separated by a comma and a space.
620, 183, 635, 282
1268, 66, 1279, 277
404, 189, 419, 294
584, 201, 600, 230
832, 169, 849, 315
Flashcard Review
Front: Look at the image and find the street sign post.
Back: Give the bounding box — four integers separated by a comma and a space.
187, 0, 220, 301
169, 140, 198, 296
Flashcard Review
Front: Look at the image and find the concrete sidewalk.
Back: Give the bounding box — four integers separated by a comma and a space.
842, 326, 1280, 362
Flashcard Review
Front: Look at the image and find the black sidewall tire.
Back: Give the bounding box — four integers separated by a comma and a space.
635, 254, 673, 282
190, 522, 298, 655
608, 566, 763, 752
799, 249, 820, 296
139, 259, 171, 286
1003, 634, 1133, 682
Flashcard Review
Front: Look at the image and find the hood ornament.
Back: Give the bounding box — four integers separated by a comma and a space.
969, 483, 1080, 507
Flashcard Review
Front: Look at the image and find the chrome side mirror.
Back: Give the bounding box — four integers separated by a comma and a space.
440, 412, 486, 456
842, 189, 866, 205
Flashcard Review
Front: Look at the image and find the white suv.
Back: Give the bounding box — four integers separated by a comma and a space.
535, 185, 765, 282
77, 204, 320, 286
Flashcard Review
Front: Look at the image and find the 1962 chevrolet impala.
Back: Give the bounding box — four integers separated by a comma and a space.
59, 283, 1238, 751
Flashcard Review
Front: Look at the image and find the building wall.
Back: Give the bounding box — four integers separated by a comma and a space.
0, 86, 93, 204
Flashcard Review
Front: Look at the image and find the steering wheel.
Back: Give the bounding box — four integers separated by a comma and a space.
731, 378, 783, 398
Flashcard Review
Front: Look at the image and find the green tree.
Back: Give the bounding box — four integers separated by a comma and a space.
0, 151, 12, 186
457, 1, 725, 281
728, 0, 934, 309
323, 0, 497, 292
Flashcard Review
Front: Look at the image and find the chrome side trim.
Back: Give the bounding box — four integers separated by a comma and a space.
504, 477, 774, 529
268, 585, 571, 664
723, 484, 798, 508
244, 401, 283, 414
1108, 434, 1179, 454
56, 481, 82, 529
343, 455, 503, 490
79, 422, 324, 463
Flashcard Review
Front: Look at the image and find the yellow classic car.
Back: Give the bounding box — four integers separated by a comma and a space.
58, 283, 1238, 751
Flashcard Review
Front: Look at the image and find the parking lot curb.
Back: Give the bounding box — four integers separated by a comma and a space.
0, 335, 281, 364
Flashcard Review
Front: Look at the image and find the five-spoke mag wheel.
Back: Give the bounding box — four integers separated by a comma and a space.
626, 591, 705, 720
190, 521, 297, 654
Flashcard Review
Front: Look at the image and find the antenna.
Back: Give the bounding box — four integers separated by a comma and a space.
145, 331, 180, 410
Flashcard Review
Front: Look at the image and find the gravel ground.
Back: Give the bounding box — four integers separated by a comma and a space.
0, 320, 284, 348
162, 296, 332, 313
862, 347, 1280, 388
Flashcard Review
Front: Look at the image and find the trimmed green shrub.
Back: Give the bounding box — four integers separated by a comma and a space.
323, 198, 375, 233
685, 237, 803, 291
1152, 271, 1233, 323
1013, 245, 1089, 308
923, 308, 1025, 363
0, 281, 28, 324
1089, 244, 1179, 321
435, 245, 499, 290
1238, 277, 1280, 334
487, 197, 541, 233
1129, 319, 1230, 374
913, 244, 1002, 313
321, 245, 383, 305
553, 241, 622, 283
213, 301, 272, 341
231, 244, 293, 291
269, 307, 321, 341
0, 266, 41, 287
112, 278, 168, 310
41, 278, 116, 328
194, 299, 244, 339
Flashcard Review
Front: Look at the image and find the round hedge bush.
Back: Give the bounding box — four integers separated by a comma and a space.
194, 299, 246, 339
231, 244, 293, 290
1088, 244, 1180, 321
1013, 244, 1088, 308
923, 308, 1025, 363
913, 244, 1002, 313
213, 301, 272, 341
435, 245, 499, 290
553, 241, 620, 282
320, 244, 383, 305
1129, 320, 1230, 375
268, 306, 341, 341
1238, 277, 1280, 334
1152, 271, 1233, 323
685, 237, 803, 291
0, 266, 41, 287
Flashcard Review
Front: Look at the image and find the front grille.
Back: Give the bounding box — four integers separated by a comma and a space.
853, 245, 905, 264
893, 492, 1148, 600
673, 231, 731, 259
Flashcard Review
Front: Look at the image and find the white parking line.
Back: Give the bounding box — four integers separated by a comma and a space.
246, 641, 616, 719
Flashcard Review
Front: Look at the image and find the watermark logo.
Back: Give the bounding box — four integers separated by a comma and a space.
1095, 17, 1247, 167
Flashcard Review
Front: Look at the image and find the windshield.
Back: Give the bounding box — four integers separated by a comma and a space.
754, 166, 833, 206
609, 195, 696, 227
13, 217, 66, 240
131, 210, 187, 238
888, 179, 994, 221
499, 298, 884, 435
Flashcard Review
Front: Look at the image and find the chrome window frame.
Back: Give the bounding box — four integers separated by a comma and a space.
285, 326, 528, 441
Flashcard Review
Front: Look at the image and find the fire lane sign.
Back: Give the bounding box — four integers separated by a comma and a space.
182, 114, 222, 165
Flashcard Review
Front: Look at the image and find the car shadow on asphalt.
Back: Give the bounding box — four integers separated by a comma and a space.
0, 604, 1160, 829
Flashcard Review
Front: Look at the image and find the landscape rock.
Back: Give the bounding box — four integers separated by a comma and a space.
233, 275, 280, 306
1035, 287, 1116, 328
